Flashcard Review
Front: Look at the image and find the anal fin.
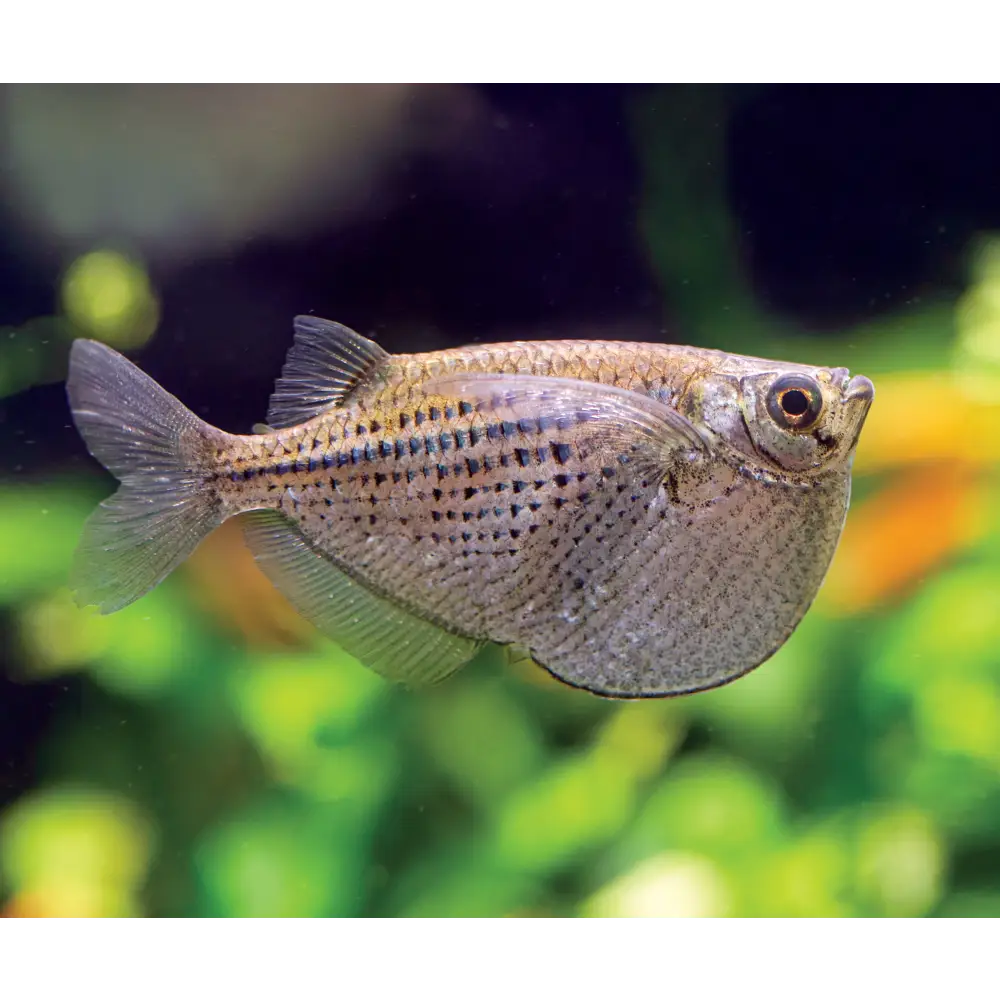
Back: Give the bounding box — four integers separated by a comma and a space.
242, 510, 481, 686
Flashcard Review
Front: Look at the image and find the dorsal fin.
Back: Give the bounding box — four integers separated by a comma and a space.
266, 316, 391, 428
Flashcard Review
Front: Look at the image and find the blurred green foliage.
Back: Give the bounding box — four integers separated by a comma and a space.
2, 90, 1000, 917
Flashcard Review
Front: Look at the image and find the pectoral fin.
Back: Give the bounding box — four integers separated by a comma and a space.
425, 372, 709, 479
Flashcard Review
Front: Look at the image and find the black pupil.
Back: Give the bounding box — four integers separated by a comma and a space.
781, 389, 810, 416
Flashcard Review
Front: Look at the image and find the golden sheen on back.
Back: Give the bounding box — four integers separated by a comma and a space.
66, 316, 874, 698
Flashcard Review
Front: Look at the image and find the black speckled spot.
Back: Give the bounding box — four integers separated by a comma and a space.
554, 443, 572, 464
429, 406, 441, 421
467, 457, 481, 475
514, 448, 530, 467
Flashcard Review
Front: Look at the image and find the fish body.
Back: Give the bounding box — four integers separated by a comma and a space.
67, 317, 874, 698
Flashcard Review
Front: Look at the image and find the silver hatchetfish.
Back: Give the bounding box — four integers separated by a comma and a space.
66, 315, 874, 698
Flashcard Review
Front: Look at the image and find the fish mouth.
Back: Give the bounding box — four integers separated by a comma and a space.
843, 374, 875, 404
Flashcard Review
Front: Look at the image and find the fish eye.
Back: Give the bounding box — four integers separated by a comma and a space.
766, 374, 824, 430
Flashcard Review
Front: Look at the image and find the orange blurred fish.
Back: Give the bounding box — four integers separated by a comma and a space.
66, 316, 874, 698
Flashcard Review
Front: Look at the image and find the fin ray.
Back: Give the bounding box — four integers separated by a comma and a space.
266, 316, 390, 428
425, 372, 709, 477
243, 510, 482, 686
66, 339, 223, 613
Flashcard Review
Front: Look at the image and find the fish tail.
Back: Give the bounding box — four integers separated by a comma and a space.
66, 339, 226, 613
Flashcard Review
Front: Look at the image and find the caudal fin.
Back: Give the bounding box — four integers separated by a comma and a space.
66, 339, 224, 613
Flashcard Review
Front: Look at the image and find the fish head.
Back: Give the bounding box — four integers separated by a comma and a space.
693, 359, 875, 477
